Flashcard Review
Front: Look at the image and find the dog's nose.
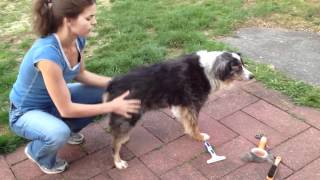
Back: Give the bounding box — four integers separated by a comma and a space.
249, 74, 254, 80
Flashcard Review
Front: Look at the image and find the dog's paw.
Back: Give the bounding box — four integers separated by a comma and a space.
201, 133, 210, 141
115, 160, 128, 169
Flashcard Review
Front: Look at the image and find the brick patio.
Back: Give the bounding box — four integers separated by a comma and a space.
2, 80, 320, 180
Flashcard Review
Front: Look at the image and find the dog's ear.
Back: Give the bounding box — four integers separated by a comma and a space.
213, 54, 233, 81
232, 52, 244, 65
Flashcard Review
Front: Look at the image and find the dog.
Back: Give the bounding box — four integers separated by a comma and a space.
103, 50, 254, 169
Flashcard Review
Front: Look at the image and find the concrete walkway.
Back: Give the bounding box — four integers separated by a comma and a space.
221, 27, 320, 86
1, 80, 320, 180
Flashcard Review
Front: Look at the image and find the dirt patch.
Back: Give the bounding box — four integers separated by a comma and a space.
305, 0, 320, 5
166, 48, 184, 58
0, 126, 9, 136
242, 14, 320, 32
99, 0, 112, 8
240, 0, 320, 33
243, 0, 256, 7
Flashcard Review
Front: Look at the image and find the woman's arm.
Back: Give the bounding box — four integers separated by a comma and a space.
37, 60, 140, 118
75, 60, 111, 88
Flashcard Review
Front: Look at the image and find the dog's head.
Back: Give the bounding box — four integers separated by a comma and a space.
198, 50, 254, 84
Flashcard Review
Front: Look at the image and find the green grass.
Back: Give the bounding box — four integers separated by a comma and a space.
1, 0, 320, 154
247, 60, 320, 108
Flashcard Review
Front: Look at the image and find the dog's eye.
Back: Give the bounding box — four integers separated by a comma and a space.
232, 65, 242, 72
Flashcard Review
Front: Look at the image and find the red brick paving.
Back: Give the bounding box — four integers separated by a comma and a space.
286, 158, 320, 180
160, 164, 207, 180
203, 88, 259, 120
58, 144, 86, 163
139, 145, 181, 175
190, 136, 254, 180
220, 111, 287, 148
81, 123, 112, 154
125, 126, 163, 157
108, 158, 158, 180
0, 156, 15, 180
5, 146, 26, 166
243, 100, 309, 137
242, 81, 295, 111
290, 106, 320, 130
2, 80, 320, 179
222, 162, 293, 180
272, 128, 320, 171
142, 111, 184, 143
198, 112, 238, 146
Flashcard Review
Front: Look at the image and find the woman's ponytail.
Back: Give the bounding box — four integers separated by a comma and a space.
32, 0, 96, 37
32, 0, 56, 37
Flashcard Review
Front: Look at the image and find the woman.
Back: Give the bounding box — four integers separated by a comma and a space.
8, 0, 140, 174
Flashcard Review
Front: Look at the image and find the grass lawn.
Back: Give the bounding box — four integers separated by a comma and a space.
1, 0, 320, 154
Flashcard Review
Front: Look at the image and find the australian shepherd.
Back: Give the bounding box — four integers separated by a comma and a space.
103, 50, 254, 169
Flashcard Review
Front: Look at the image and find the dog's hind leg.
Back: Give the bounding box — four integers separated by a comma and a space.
112, 133, 130, 169
110, 113, 141, 170
171, 106, 210, 141
109, 115, 132, 170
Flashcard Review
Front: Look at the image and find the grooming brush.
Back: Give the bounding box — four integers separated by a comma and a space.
255, 134, 271, 152
266, 156, 281, 180
204, 141, 226, 164
241, 136, 274, 163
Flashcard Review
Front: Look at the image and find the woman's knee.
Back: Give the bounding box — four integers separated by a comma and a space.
45, 126, 71, 147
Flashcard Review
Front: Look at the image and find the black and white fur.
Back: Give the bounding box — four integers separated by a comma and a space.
103, 50, 254, 169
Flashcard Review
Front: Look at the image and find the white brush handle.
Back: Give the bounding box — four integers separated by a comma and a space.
204, 141, 226, 164
205, 141, 216, 155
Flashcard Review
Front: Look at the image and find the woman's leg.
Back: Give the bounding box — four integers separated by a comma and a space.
9, 109, 70, 169
62, 83, 105, 132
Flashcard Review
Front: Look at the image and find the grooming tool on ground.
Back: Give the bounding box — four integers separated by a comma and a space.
241, 136, 274, 163
266, 156, 281, 180
204, 141, 226, 164
255, 134, 271, 152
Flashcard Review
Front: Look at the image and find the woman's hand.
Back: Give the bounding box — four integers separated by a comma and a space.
109, 91, 141, 118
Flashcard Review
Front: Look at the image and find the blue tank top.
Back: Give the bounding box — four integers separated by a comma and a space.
9, 34, 86, 112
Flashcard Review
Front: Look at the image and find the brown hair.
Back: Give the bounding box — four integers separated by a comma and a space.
32, 0, 96, 37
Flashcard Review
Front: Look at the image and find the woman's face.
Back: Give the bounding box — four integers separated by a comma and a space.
68, 4, 97, 37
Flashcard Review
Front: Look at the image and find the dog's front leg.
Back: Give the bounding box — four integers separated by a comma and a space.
171, 106, 210, 141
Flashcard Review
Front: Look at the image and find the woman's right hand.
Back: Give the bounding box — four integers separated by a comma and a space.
109, 91, 141, 118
